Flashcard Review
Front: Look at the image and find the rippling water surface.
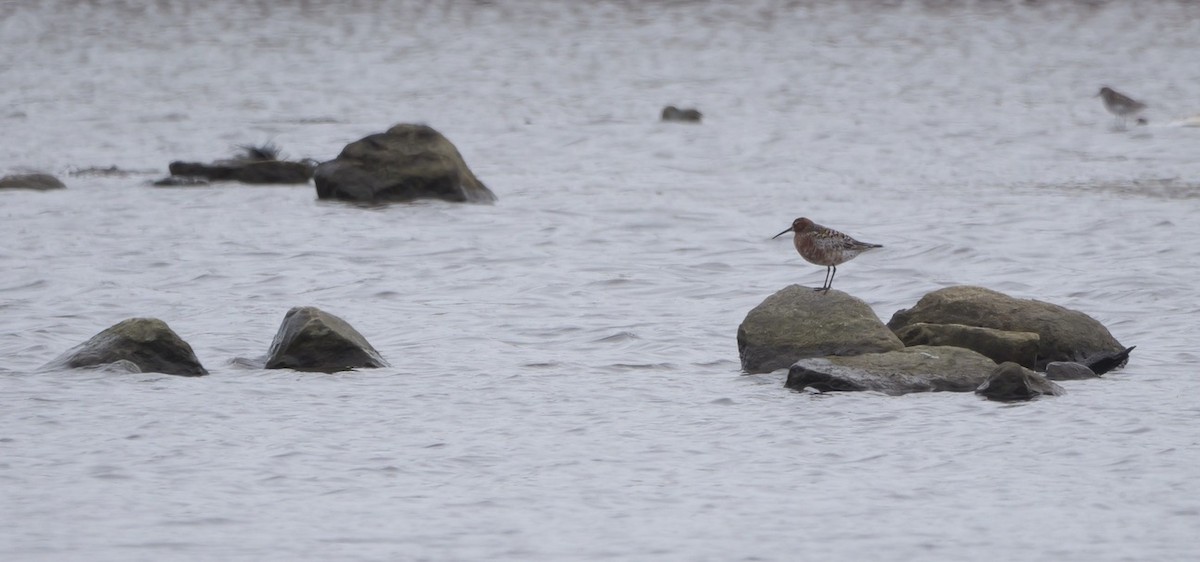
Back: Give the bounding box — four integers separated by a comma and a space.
4, 1, 1200, 560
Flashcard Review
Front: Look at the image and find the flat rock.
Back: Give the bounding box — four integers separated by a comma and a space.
166, 159, 313, 184
888, 285, 1127, 371
738, 285, 903, 374
265, 306, 388, 372
44, 318, 207, 376
0, 173, 65, 190
785, 345, 999, 395
976, 361, 1065, 401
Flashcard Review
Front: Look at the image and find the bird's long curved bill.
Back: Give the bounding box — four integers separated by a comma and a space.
772, 228, 792, 239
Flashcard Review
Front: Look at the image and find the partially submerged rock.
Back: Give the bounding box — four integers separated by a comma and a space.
888, 286, 1127, 371
0, 173, 65, 190
1083, 345, 1136, 376
893, 322, 1039, 368
738, 285, 903, 374
785, 345, 1000, 395
164, 144, 315, 185
661, 105, 702, 123
313, 124, 496, 203
44, 318, 208, 376
976, 362, 1065, 402
1044, 361, 1097, 380
265, 306, 388, 372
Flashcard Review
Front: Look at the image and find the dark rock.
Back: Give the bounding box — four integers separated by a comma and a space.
166, 159, 314, 184
661, 106, 703, 122
153, 176, 210, 187
785, 345, 1000, 395
893, 322, 1040, 368
738, 285, 903, 374
975, 362, 1065, 402
313, 123, 496, 203
1044, 361, 1097, 380
265, 306, 388, 373
0, 173, 65, 190
887, 286, 1126, 371
44, 318, 207, 376
1083, 345, 1135, 376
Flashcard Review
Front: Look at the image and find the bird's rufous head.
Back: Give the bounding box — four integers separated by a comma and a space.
772, 217, 815, 239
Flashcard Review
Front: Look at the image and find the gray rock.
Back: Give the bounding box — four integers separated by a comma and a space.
785, 345, 1000, 395
893, 322, 1040, 368
1044, 361, 1097, 380
887, 286, 1127, 371
265, 306, 388, 372
44, 318, 207, 376
0, 173, 65, 190
661, 106, 702, 122
976, 362, 1065, 402
738, 285, 903, 374
313, 124, 496, 203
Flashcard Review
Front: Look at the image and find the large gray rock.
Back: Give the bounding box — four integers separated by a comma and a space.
975, 362, 1065, 402
738, 285, 903, 374
887, 286, 1127, 371
44, 318, 207, 376
892, 322, 1040, 368
265, 307, 388, 373
0, 173, 65, 190
785, 345, 1000, 395
313, 124, 496, 203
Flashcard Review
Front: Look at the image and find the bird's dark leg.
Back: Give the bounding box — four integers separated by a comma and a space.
827, 265, 837, 292
816, 266, 834, 293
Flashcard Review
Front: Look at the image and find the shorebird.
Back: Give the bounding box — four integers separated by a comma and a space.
1097, 86, 1147, 127
773, 217, 882, 293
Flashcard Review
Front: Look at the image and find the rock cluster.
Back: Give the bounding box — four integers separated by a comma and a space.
739, 284, 1131, 402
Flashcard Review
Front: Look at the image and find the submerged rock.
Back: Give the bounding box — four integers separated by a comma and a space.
661, 105, 702, 122
785, 345, 1000, 395
0, 173, 65, 190
887, 286, 1127, 371
313, 124, 496, 204
45, 318, 207, 376
976, 362, 1065, 402
738, 285, 903, 374
265, 306, 388, 373
893, 322, 1040, 368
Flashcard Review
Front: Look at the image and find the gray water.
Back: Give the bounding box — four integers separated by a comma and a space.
3, 1, 1200, 560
